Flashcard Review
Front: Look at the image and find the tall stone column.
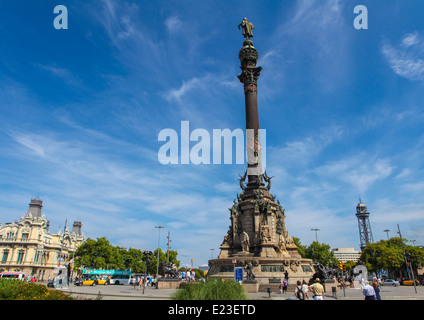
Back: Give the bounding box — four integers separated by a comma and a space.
238, 38, 263, 186
208, 19, 315, 289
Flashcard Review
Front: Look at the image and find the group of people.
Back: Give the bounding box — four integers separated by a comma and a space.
132, 276, 155, 290
23, 275, 37, 283
280, 276, 383, 300
295, 278, 325, 300
279, 278, 325, 300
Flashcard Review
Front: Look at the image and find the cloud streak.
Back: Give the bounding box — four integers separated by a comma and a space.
382, 32, 424, 81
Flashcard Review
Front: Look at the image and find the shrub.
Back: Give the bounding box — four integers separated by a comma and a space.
0, 279, 73, 300
172, 279, 249, 300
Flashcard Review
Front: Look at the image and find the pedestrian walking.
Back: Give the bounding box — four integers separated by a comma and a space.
372, 281, 381, 300
309, 278, 324, 300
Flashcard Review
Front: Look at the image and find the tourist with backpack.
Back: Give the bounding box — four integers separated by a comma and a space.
295, 280, 305, 300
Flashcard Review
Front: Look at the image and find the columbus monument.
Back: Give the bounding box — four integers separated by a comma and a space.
208, 19, 314, 291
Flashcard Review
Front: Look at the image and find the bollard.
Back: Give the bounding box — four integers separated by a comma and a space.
332, 286, 337, 299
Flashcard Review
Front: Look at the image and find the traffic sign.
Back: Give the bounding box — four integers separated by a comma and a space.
235, 267, 243, 282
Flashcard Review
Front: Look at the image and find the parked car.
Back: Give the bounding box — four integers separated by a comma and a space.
381, 279, 399, 286
75, 276, 108, 286
95, 277, 108, 285
401, 279, 420, 286
75, 278, 96, 286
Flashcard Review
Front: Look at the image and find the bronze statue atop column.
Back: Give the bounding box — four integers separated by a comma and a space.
238, 17, 255, 40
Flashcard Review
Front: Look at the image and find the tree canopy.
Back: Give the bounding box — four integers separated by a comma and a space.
74, 237, 180, 275
294, 237, 338, 267
360, 237, 424, 277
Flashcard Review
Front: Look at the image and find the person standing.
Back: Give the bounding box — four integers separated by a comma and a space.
360, 278, 376, 300
282, 279, 288, 294
309, 278, 324, 300
372, 281, 381, 300
294, 280, 305, 300
138, 277, 143, 291
302, 280, 310, 300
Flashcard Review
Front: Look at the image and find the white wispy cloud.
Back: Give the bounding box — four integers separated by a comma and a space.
35, 63, 81, 87
12, 133, 47, 158
165, 16, 182, 33
165, 77, 202, 102
4, 125, 232, 262
316, 157, 395, 195
268, 125, 344, 167
268, 0, 351, 93
402, 32, 420, 48
382, 31, 424, 81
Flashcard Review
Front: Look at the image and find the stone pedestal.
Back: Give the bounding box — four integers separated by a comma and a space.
242, 280, 259, 293
323, 281, 337, 293
157, 278, 181, 289
208, 183, 315, 287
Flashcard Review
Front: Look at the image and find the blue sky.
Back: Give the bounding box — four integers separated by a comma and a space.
1, 0, 424, 267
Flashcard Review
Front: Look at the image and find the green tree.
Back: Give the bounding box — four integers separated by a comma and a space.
146, 248, 180, 275
360, 237, 424, 278
293, 237, 306, 257
122, 248, 144, 272
304, 241, 338, 267
74, 237, 180, 275
75, 237, 124, 270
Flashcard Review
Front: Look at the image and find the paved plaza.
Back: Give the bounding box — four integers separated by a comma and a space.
60, 283, 424, 300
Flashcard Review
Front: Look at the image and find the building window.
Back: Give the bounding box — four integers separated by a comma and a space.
34, 251, 41, 264
1, 250, 9, 263
21, 233, 29, 240
17, 251, 24, 264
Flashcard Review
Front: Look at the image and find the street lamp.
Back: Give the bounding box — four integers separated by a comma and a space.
383, 229, 390, 240
142, 251, 152, 294
397, 224, 417, 294
311, 228, 320, 243
210, 248, 215, 259
155, 226, 165, 277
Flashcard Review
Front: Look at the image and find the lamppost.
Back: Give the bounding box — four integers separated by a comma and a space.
142, 251, 152, 294
397, 224, 417, 294
210, 248, 215, 259
311, 228, 320, 243
383, 229, 390, 240
155, 226, 164, 277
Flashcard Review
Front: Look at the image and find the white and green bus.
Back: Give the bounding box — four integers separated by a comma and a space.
82, 269, 131, 285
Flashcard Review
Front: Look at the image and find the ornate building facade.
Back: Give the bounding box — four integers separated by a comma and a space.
0, 198, 84, 281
